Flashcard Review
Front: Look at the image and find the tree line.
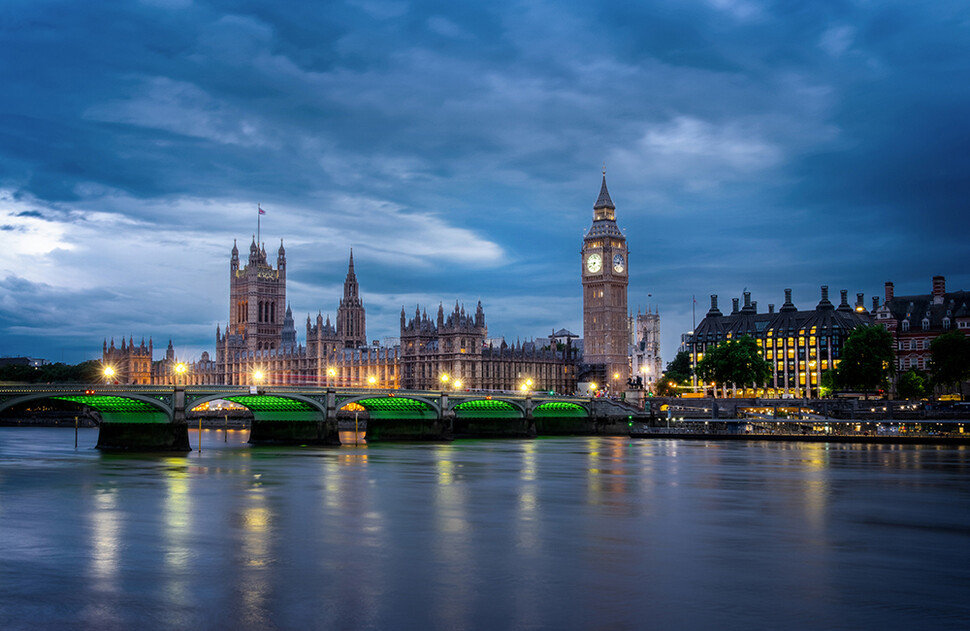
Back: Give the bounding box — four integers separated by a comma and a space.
657, 327, 970, 399
0, 360, 103, 384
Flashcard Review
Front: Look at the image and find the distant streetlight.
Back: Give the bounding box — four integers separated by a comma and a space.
253, 369, 264, 383
454, 379, 463, 390
103, 366, 115, 384
327, 367, 336, 388
367, 375, 377, 386
440, 374, 450, 386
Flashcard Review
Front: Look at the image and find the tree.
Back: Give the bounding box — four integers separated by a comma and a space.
664, 351, 693, 383
836, 325, 895, 398
928, 331, 970, 397
820, 368, 838, 398
695, 336, 771, 397
0, 360, 102, 384
653, 350, 693, 396
654, 376, 679, 397
896, 368, 927, 400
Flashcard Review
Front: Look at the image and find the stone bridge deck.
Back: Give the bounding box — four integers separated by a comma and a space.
0, 384, 649, 450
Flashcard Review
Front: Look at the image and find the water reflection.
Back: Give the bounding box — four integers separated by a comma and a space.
433, 444, 470, 629
1, 429, 968, 630
236, 469, 273, 628
162, 459, 193, 625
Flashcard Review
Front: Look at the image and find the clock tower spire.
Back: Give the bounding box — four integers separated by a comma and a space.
581, 170, 629, 390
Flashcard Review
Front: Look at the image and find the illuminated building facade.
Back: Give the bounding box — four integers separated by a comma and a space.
102, 336, 154, 385
106, 239, 576, 393
875, 276, 970, 373
630, 307, 662, 390
690, 286, 873, 398
400, 302, 578, 392
581, 173, 630, 390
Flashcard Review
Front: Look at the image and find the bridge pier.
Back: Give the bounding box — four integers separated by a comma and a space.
96, 387, 190, 452
97, 422, 191, 451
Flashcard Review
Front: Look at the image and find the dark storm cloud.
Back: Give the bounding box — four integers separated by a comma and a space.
1, 0, 968, 361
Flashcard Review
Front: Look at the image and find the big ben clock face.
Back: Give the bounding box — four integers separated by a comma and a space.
586, 252, 602, 273
613, 253, 625, 273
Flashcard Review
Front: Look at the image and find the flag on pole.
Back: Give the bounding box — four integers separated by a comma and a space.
258, 204, 266, 215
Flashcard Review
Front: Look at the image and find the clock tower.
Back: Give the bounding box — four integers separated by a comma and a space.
582, 171, 629, 388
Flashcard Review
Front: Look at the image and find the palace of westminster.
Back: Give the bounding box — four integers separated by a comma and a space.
103, 175, 665, 394
102, 171, 967, 398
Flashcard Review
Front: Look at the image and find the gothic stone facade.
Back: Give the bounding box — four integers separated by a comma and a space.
106, 238, 578, 393
581, 173, 630, 389
400, 302, 579, 393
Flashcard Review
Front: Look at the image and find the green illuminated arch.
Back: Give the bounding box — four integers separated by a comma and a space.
533, 401, 588, 418
346, 396, 439, 420
219, 394, 326, 422
51, 395, 171, 424
453, 399, 524, 419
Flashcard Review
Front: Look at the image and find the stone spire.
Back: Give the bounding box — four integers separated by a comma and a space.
593, 170, 615, 211
346, 249, 356, 282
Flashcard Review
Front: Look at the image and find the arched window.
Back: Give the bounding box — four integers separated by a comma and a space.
922, 318, 930, 330
943, 317, 951, 330
902, 320, 910, 332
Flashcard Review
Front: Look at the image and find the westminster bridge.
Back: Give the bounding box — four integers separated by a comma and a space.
0, 384, 648, 450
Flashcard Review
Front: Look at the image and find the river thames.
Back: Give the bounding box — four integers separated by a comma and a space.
1, 427, 967, 630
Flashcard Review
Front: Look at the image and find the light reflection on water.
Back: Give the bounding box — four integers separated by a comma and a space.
0, 428, 968, 630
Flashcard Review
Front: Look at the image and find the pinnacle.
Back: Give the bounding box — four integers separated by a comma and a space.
593, 174, 615, 210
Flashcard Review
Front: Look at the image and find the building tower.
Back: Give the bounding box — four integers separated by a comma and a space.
336, 250, 366, 348
228, 237, 287, 353
581, 171, 629, 388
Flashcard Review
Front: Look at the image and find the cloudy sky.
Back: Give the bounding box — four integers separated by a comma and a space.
1, 0, 969, 365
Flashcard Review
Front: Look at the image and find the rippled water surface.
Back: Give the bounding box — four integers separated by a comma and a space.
1, 428, 968, 630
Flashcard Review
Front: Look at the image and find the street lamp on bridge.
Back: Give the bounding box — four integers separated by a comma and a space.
174, 362, 187, 387
103, 366, 116, 384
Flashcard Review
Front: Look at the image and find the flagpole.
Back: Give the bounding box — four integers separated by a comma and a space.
257, 202, 261, 247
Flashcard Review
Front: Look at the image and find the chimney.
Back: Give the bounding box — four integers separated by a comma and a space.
872, 296, 880, 312
732, 298, 739, 314
856, 293, 865, 312
751, 301, 758, 313
933, 275, 945, 304
707, 295, 722, 317
743, 291, 751, 308
885, 281, 894, 302
817, 285, 834, 310
768, 304, 775, 314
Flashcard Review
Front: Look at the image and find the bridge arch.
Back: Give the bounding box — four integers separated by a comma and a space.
338, 393, 440, 420
533, 401, 590, 418
189, 392, 327, 422
451, 398, 526, 419
0, 391, 173, 424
